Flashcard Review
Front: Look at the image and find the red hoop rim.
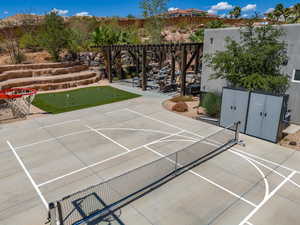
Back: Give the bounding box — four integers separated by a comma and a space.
0, 88, 37, 99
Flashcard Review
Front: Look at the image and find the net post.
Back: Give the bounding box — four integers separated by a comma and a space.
234, 121, 241, 142
48, 202, 57, 225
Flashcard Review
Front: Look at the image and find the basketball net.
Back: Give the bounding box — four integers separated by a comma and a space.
0, 88, 37, 119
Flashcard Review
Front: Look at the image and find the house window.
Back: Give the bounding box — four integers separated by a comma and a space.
293, 69, 300, 83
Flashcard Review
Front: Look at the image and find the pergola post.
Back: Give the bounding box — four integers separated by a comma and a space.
194, 46, 200, 74
141, 48, 147, 91
180, 47, 187, 96
107, 47, 113, 83
171, 54, 176, 83
159, 51, 163, 69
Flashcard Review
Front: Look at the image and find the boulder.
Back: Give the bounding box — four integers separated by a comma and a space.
172, 101, 188, 112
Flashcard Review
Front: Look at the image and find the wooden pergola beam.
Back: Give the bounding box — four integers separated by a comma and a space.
93, 43, 203, 93
107, 48, 113, 83
181, 47, 187, 96
141, 48, 147, 91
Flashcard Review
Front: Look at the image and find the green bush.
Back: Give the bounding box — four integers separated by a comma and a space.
201, 92, 221, 117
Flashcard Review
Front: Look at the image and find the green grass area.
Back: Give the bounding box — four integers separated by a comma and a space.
32, 86, 141, 114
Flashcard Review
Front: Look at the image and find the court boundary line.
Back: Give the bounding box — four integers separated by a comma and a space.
158, 139, 300, 190
7, 107, 300, 221
37, 130, 186, 187
6, 140, 48, 210
126, 109, 300, 175
86, 125, 131, 153
38, 119, 81, 129
238, 171, 296, 225
144, 145, 257, 208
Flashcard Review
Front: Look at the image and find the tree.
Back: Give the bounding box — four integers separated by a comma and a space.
273, 3, 285, 21
139, 0, 169, 43
292, 3, 300, 22
229, 6, 242, 19
0, 14, 37, 63
37, 12, 69, 61
205, 23, 289, 94
65, 16, 98, 59
92, 24, 140, 79
139, 0, 169, 17
127, 14, 136, 18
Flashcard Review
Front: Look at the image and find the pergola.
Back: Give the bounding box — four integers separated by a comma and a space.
95, 43, 203, 95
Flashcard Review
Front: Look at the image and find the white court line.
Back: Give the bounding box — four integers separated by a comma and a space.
157, 138, 300, 191
144, 146, 257, 208
6, 141, 49, 210
131, 131, 186, 151
38, 130, 185, 187
238, 171, 296, 225
231, 151, 270, 201
125, 108, 184, 132
15, 129, 91, 150
230, 150, 300, 189
38, 150, 131, 187
86, 125, 131, 152
232, 148, 300, 174
245, 222, 254, 225
38, 119, 81, 129
14, 127, 196, 151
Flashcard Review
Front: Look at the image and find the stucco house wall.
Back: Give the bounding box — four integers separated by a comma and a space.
201, 24, 300, 124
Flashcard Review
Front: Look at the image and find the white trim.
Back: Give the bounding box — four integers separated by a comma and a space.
292, 69, 300, 83
7, 140, 48, 210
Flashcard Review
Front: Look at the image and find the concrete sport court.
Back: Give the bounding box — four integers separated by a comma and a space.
1, 87, 300, 225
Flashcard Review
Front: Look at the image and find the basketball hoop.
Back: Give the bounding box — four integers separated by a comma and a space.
0, 88, 37, 119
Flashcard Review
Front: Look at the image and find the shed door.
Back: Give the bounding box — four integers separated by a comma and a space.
234, 90, 250, 132
220, 89, 236, 128
261, 95, 283, 142
246, 93, 266, 138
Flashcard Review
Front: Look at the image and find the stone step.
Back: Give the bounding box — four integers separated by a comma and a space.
0, 65, 89, 82
1, 71, 98, 90
0, 65, 88, 82
21, 76, 101, 91
0, 62, 79, 74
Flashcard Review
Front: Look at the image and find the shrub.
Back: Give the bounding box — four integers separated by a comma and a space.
201, 92, 221, 117
172, 101, 188, 112
170, 95, 193, 103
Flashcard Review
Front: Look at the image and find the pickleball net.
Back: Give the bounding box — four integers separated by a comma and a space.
48, 122, 241, 225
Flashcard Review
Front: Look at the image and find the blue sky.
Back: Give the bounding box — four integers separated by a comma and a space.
0, 0, 299, 18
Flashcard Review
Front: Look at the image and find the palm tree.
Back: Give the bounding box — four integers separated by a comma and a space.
292, 3, 300, 22
229, 6, 242, 19
273, 3, 285, 21
282, 7, 292, 22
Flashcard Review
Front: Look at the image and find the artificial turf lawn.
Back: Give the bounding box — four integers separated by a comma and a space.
32, 86, 141, 114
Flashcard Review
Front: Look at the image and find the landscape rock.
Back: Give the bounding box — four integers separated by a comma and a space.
172, 101, 188, 112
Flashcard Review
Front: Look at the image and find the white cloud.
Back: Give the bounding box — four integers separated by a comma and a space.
265, 8, 274, 14
168, 7, 179, 11
51, 8, 69, 16
75, 12, 91, 17
242, 4, 257, 11
242, 14, 249, 18
3, 11, 8, 14
208, 9, 217, 14
220, 14, 228, 18
211, 2, 233, 11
